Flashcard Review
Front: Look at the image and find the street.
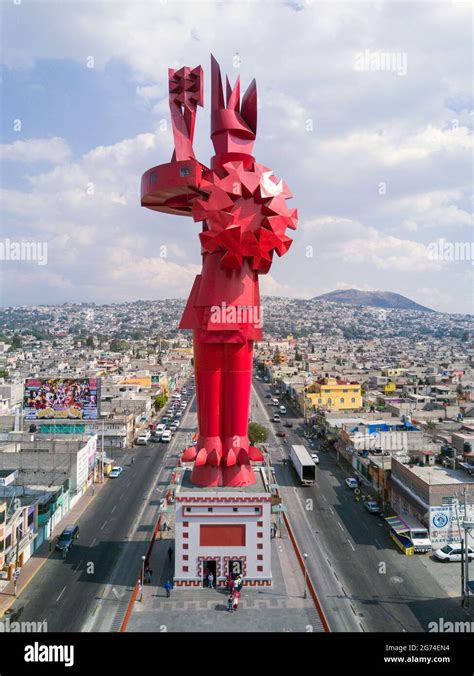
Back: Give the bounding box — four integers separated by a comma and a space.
4, 389, 194, 632
252, 377, 474, 632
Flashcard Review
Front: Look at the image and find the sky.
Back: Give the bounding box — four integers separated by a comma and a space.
0, 0, 472, 313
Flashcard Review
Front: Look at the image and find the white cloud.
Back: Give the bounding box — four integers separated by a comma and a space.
1, 137, 71, 164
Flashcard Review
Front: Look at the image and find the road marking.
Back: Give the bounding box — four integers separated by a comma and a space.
348, 540, 355, 551
101, 520, 108, 530
111, 505, 116, 513
321, 494, 327, 502
75, 559, 83, 571
329, 507, 334, 515
56, 586, 66, 602
374, 538, 381, 548
337, 521, 344, 532
90, 538, 96, 547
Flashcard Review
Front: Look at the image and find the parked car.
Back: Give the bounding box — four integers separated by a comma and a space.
276, 429, 286, 437
109, 466, 124, 478
310, 453, 319, 464
363, 500, 381, 514
434, 543, 474, 563
174, 411, 182, 418
169, 424, 178, 433
173, 419, 181, 428
284, 421, 293, 428
266, 394, 272, 399
161, 430, 172, 442
345, 478, 359, 489
272, 414, 281, 423
279, 405, 287, 414
56, 525, 79, 551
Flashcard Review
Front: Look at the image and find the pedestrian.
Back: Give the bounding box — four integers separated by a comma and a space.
227, 594, 234, 612
167, 546, 173, 562
164, 580, 172, 598
146, 566, 153, 584
233, 589, 240, 611
208, 572, 214, 589
228, 576, 235, 593
131, 456, 135, 465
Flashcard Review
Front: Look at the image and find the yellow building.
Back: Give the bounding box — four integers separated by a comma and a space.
384, 380, 397, 394
307, 377, 362, 411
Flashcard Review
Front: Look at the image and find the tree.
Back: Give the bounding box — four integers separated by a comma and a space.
248, 422, 269, 445
86, 336, 94, 347
0, 369, 9, 379
153, 393, 168, 412
10, 335, 22, 349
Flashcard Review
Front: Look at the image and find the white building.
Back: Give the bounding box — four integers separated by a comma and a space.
174, 466, 272, 587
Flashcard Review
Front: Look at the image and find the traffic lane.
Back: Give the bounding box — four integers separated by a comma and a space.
8, 397, 191, 631
258, 390, 471, 631
251, 384, 361, 631
253, 382, 432, 631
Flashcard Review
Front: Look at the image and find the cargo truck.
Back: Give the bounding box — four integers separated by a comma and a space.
290, 444, 316, 485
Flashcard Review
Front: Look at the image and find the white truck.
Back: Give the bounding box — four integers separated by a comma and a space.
290, 444, 316, 486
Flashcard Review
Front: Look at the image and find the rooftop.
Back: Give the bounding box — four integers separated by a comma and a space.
396, 460, 474, 486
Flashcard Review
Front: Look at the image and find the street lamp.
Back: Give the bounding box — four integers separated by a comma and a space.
303, 552, 308, 599
140, 555, 146, 602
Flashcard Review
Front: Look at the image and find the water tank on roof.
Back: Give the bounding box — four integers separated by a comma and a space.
463, 441, 473, 455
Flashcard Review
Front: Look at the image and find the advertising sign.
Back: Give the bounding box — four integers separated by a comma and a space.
23, 378, 100, 420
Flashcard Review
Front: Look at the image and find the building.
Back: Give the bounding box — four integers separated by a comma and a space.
307, 377, 362, 411
391, 457, 474, 548
173, 466, 272, 587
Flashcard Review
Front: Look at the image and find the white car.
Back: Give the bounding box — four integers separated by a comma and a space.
161, 430, 172, 443
109, 466, 123, 478
279, 405, 287, 414
434, 543, 474, 563
136, 430, 151, 445
155, 424, 166, 434
345, 477, 359, 489
310, 453, 319, 464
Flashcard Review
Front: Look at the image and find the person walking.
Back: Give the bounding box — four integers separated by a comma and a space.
164, 580, 172, 598
167, 546, 173, 562
145, 566, 153, 584
233, 589, 240, 611
131, 456, 135, 465
227, 594, 234, 612
208, 572, 214, 589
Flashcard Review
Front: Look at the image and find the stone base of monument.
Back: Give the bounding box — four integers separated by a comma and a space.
173, 465, 272, 587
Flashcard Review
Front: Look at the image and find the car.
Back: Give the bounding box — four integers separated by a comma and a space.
174, 411, 182, 418
265, 394, 272, 399
169, 424, 178, 433
136, 430, 151, 445
272, 414, 281, 423
156, 423, 166, 433
434, 543, 474, 563
161, 430, 172, 442
173, 419, 181, 428
363, 500, 381, 514
161, 416, 169, 424
310, 453, 319, 464
109, 466, 124, 478
345, 478, 359, 489
272, 398, 279, 406
56, 525, 79, 551
283, 421, 293, 428
279, 405, 287, 414
276, 429, 286, 437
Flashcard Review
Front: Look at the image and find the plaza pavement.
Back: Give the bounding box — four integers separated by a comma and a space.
126, 519, 325, 633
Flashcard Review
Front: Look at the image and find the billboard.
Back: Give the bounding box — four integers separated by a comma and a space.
23, 378, 100, 420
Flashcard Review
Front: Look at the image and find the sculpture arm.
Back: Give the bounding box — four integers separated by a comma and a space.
141, 65, 207, 217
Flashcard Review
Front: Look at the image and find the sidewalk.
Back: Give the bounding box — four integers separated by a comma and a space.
0, 480, 108, 619
126, 516, 325, 633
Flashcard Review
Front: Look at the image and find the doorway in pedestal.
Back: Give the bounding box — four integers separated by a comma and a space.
202, 559, 217, 588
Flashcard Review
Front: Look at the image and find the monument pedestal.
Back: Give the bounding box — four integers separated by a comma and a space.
173, 466, 272, 587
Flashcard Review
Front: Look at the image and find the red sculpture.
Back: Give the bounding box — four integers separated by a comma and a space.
141, 56, 297, 487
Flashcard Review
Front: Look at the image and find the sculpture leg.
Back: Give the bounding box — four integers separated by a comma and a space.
221, 340, 260, 487
189, 331, 224, 486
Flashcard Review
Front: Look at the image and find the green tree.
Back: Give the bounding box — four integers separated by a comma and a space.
0, 369, 9, 379
153, 393, 168, 412
248, 422, 269, 445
